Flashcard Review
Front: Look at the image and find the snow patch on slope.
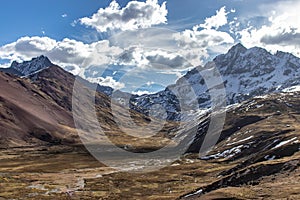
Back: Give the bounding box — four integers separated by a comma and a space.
282, 85, 300, 92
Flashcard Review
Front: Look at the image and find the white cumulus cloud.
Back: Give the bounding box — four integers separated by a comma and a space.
173, 6, 235, 66
196, 6, 230, 30
116, 46, 192, 70
0, 36, 57, 62
0, 36, 123, 70
87, 76, 125, 90
238, 1, 300, 56
79, 0, 168, 32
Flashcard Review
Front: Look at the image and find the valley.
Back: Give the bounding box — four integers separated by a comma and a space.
0, 88, 299, 199
0, 44, 300, 199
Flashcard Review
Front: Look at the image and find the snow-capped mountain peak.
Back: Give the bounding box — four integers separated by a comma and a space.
130, 44, 300, 120
10, 55, 54, 76
226, 43, 247, 57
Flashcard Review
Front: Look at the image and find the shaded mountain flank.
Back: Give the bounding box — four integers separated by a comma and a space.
0, 63, 177, 151
181, 91, 300, 199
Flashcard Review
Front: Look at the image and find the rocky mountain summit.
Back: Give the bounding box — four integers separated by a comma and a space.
131, 43, 300, 120
0, 55, 54, 76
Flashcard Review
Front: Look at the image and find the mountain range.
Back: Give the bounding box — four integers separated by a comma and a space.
131, 43, 300, 120
1, 43, 300, 143
0, 58, 174, 150
0, 43, 299, 199
2, 43, 299, 118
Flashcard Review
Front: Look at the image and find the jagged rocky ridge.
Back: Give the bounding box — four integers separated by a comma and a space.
130, 43, 300, 120
1, 55, 54, 76
1, 44, 300, 122
1, 55, 120, 97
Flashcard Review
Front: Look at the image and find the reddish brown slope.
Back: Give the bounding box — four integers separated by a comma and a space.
0, 72, 76, 147
29, 65, 76, 111
0, 66, 176, 150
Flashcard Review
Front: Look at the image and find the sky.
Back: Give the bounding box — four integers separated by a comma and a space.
1, 0, 300, 93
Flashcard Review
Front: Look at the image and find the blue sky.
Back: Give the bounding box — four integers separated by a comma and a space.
1, 0, 300, 93
0, 0, 110, 45
0, 0, 267, 45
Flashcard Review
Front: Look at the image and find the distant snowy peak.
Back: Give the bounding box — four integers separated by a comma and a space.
225, 43, 247, 59
131, 43, 300, 120
10, 55, 54, 76
215, 44, 272, 75
204, 43, 300, 103
215, 43, 300, 73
